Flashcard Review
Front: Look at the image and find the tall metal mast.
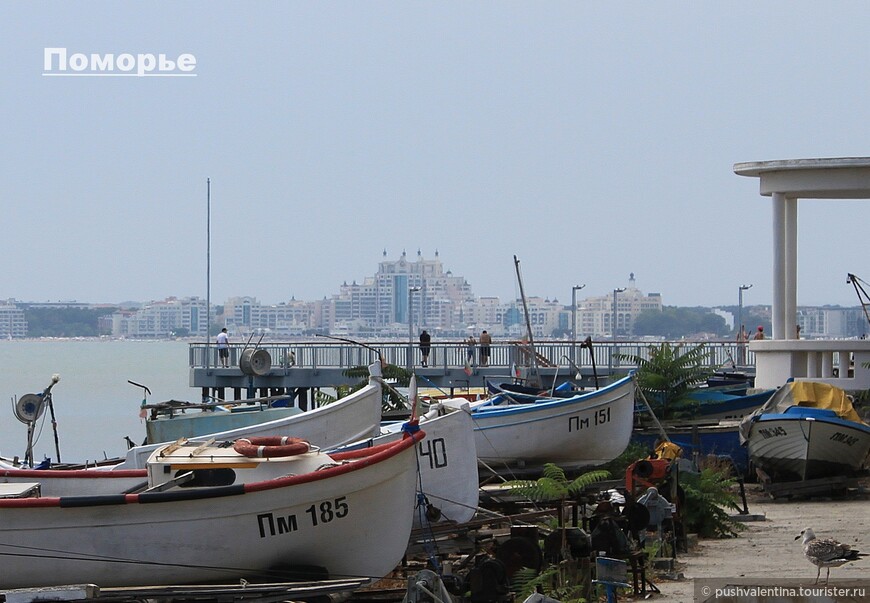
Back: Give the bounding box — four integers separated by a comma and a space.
206, 178, 211, 371
513, 255, 541, 388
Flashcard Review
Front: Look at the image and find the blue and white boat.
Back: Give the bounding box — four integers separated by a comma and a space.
739, 380, 870, 481
688, 386, 775, 422
467, 373, 636, 471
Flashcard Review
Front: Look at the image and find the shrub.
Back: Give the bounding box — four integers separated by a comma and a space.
679, 466, 745, 538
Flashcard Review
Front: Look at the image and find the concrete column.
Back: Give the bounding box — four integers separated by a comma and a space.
807, 352, 821, 378
784, 196, 798, 340
838, 351, 850, 379
822, 352, 833, 378
772, 192, 787, 340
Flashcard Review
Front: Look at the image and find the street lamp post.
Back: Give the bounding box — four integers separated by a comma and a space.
738, 284, 752, 337
407, 287, 420, 370
612, 288, 625, 341
737, 284, 752, 367
571, 284, 586, 364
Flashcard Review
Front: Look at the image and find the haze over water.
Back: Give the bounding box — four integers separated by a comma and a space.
0, 340, 192, 462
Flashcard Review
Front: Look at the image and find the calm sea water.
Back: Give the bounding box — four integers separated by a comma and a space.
0, 340, 193, 463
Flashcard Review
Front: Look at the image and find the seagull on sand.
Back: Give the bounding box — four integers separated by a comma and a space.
796, 527, 866, 585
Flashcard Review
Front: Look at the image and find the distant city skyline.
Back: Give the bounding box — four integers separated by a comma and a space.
3, 4, 870, 309
3, 247, 867, 312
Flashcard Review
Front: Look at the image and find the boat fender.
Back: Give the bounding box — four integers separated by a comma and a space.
233, 436, 310, 458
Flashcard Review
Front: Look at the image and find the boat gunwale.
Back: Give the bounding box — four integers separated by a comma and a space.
0, 467, 147, 479
0, 430, 424, 509
751, 412, 870, 434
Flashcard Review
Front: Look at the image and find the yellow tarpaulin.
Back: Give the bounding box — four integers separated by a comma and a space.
776, 381, 862, 423
739, 380, 867, 444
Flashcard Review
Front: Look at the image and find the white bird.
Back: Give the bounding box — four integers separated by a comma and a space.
796, 527, 866, 585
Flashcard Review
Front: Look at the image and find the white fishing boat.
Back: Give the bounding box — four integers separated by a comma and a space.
468, 373, 637, 471
116, 360, 384, 469
334, 397, 479, 527
0, 362, 385, 495
740, 380, 870, 481
141, 395, 302, 445
0, 430, 425, 590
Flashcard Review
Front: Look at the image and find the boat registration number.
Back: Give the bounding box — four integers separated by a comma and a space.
830, 432, 860, 446
568, 407, 610, 432
756, 426, 787, 439
257, 496, 349, 537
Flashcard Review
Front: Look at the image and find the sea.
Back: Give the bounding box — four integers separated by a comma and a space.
0, 339, 193, 464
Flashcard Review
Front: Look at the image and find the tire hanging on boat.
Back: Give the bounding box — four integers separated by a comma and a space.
233, 436, 310, 458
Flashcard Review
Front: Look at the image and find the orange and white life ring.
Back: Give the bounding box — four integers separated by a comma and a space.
233, 436, 310, 458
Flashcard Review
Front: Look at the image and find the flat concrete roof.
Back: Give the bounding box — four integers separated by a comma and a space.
734, 156, 870, 198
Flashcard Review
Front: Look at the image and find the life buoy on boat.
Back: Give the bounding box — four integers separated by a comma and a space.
233, 436, 310, 458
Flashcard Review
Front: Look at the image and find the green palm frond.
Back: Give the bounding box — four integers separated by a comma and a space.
541, 463, 569, 483
504, 463, 610, 502
618, 342, 714, 419
565, 470, 611, 496
341, 363, 413, 411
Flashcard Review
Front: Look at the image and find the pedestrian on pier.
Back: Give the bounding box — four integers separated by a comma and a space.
216, 328, 230, 367
465, 335, 476, 363
419, 330, 431, 367
479, 330, 491, 366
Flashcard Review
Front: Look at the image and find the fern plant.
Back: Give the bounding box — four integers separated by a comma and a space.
512, 563, 590, 603
679, 467, 745, 538
504, 464, 610, 505
617, 342, 714, 419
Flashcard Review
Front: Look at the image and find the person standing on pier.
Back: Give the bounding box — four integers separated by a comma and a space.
216, 327, 230, 367
419, 330, 431, 367
479, 330, 492, 366
736, 325, 748, 366
466, 335, 476, 363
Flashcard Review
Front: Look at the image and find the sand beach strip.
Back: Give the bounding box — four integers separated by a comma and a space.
646, 481, 869, 602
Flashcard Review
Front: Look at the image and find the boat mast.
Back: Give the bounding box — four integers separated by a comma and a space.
513, 255, 541, 388
206, 178, 211, 372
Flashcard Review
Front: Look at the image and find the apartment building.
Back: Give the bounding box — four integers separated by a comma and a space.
0, 302, 27, 338
111, 297, 208, 337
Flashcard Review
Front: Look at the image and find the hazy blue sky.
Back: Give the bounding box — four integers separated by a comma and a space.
2, 2, 870, 309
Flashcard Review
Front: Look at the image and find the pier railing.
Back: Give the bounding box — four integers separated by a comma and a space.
188, 339, 755, 374
750, 339, 870, 390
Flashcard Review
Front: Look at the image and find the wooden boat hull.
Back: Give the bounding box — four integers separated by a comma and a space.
0, 432, 423, 590
336, 402, 479, 527
146, 405, 301, 444
0, 370, 384, 495
121, 371, 384, 469
747, 412, 870, 481
691, 388, 775, 422
469, 374, 635, 470
632, 421, 747, 474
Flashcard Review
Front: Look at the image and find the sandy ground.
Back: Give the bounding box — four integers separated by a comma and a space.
640, 482, 870, 602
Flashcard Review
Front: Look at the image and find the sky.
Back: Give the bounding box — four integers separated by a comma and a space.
2, 1, 870, 309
